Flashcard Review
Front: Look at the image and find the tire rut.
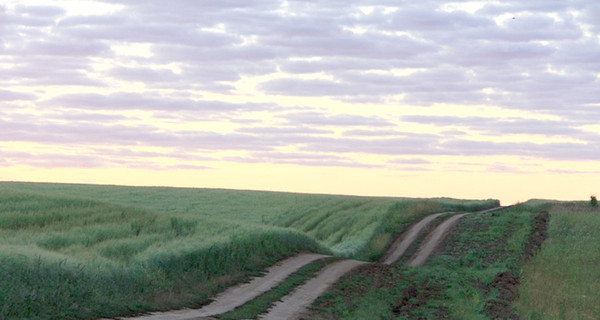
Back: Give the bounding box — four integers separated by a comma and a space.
116, 208, 505, 320
257, 211, 453, 319
381, 212, 448, 265
259, 260, 368, 320
118, 253, 329, 320
408, 206, 510, 267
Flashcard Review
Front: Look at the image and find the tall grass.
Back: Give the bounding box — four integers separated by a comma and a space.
0, 182, 497, 260
0, 190, 330, 319
0, 182, 498, 319
515, 203, 600, 319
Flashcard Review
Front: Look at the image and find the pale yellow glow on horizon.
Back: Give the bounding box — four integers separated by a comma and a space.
2, 163, 599, 206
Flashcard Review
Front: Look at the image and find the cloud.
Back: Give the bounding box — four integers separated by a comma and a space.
107, 67, 180, 83
299, 135, 443, 155
19, 39, 110, 57
440, 139, 600, 161
389, 158, 432, 165
486, 163, 530, 174
401, 115, 586, 136
14, 5, 66, 18
0, 57, 105, 86
0, 89, 37, 101
237, 126, 333, 135
48, 92, 274, 113
1, 149, 106, 168
1, 0, 599, 172
343, 129, 404, 137
227, 151, 379, 168
283, 112, 395, 127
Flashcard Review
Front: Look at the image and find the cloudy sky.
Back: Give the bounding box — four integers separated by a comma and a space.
1, 0, 599, 203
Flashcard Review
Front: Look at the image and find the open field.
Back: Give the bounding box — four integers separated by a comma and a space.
515, 202, 600, 319
0, 182, 497, 319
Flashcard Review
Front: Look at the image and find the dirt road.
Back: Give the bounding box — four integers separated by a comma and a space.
259, 259, 368, 320
118, 208, 504, 320
381, 212, 447, 265
256, 212, 451, 319
407, 206, 508, 267
408, 213, 467, 267
121, 253, 329, 320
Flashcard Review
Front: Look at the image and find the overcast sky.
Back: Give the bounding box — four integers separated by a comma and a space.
1, 0, 599, 203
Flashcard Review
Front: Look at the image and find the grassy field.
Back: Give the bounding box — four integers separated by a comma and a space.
308, 205, 537, 319
515, 202, 600, 319
0, 182, 497, 319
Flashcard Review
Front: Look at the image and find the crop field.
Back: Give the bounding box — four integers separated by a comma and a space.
0, 182, 497, 319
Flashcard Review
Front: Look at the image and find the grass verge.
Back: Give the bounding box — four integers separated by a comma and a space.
514, 203, 600, 319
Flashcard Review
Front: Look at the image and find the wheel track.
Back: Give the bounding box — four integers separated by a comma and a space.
118, 253, 329, 320
257, 210, 458, 320
408, 206, 511, 267
381, 212, 449, 265
259, 259, 368, 320
117, 207, 507, 320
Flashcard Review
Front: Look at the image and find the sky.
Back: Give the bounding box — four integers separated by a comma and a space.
1, 0, 599, 204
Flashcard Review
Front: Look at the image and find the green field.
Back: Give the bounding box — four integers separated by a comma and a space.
0, 182, 497, 319
515, 202, 600, 319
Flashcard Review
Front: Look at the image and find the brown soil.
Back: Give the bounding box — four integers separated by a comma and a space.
522, 211, 550, 260
492, 272, 520, 301
310, 263, 396, 311
390, 284, 453, 320
482, 211, 549, 320
483, 299, 519, 320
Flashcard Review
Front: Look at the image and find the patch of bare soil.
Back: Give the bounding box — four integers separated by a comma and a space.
483, 211, 549, 320
483, 272, 520, 320
390, 284, 453, 320
522, 211, 549, 260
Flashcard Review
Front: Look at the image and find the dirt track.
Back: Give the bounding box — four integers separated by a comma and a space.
408, 213, 468, 267
259, 259, 368, 320
118, 208, 504, 320
258, 212, 450, 320
407, 206, 509, 267
121, 253, 329, 320
382, 212, 447, 265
